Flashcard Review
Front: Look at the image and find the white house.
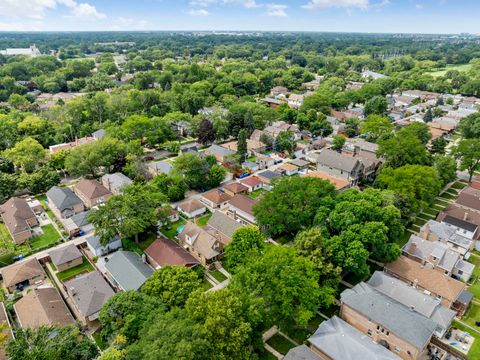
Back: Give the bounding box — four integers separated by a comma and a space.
86, 234, 122, 257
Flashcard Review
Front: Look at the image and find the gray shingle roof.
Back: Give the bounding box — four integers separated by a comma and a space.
46, 186, 82, 211
147, 160, 173, 175
69, 211, 91, 227
49, 244, 82, 267
316, 149, 361, 173
206, 210, 243, 240
86, 234, 120, 250
101, 173, 132, 193
341, 283, 437, 349
423, 220, 473, 249
105, 251, 153, 291
206, 144, 235, 158
308, 316, 400, 360
284, 345, 320, 360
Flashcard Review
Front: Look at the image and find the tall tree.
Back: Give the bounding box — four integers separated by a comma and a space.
2, 137, 46, 173
359, 115, 394, 142
377, 133, 430, 168
236, 129, 248, 161
197, 119, 215, 145
225, 226, 266, 272
453, 139, 480, 182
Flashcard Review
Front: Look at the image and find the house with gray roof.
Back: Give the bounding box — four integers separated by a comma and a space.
101, 173, 133, 195
367, 271, 455, 337
49, 244, 83, 272
362, 70, 388, 80
104, 251, 153, 291
64, 271, 114, 322
419, 220, 474, 256
205, 210, 243, 244
204, 144, 235, 163
146, 160, 173, 177
62, 210, 94, 237
403, 234, 474, 281
341, 282, 437, 360
46, 186, 84, 219
86, 234, 122, 257
315, 149, 364, 185
304, 316, 401, 360
92, 129, 106, 140
284, 345, 320, 360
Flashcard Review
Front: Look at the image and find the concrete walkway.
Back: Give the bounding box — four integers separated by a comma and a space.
208, 278, 229, 292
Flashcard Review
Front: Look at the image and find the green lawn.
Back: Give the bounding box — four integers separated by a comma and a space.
468, 280, 480, 300
137, 232, 156, 251
209, 269, 227, 283
438, 192, 456, 201
30, 225, 61, 250
92, 331, 108, 351
56, 257, 94, 282
201, 278, 213, 291
421, 208, 439, 217
197, 213, 212, 227
396, 230, 412, 247
249, 189, 265, 199
266, 334, 296, 355
428, 64, 472, 78
462, 303, 480, 329
451, 321, 480, 359
413, 218, 427, 227
161, 219, 186, 240
258, 351, 278, 360
451, 181, 468, 190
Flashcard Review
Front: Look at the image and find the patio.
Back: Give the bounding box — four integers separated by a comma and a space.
442, 328, 475, 355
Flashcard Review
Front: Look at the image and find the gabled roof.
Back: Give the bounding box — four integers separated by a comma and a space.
0, 197, 36, 234
46, 186, 83, 211
257, 170, 281, 181
223, 182, 248, 194
74, 179, 111, 200
68, 210, 92, 227
178, 222, 219, 260
239, 176, 263, 187
206, 210, 243, 242
101, 173, 132, 192
422, 220, 473, 249
316, 149, 362, 173
205, 144, 235, 158
456, 186, 480, 212
86, 234, 120, 250
228, 194, 257, 216
2, 258, 45, 288
145, 238, 199, 267
105, 251, 153, 291
284, 345, 320, 360
443, 215, 478, 233
14, 287, 74, 328
341, 283, 437, 349
64, 271, 114, 317
49, 244, 82, 267
304, 171, 350, 190
178, 199, 205, 214
147, 160, 173, 175
308, 316, 401, 360
201, 189, 232, 205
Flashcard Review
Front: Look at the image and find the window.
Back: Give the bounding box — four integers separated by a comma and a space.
386, 331, 390, 336
368, 329, 372, 336
445, 270, 449, 275
458, 270, 463, 275
395, 346, 401, 353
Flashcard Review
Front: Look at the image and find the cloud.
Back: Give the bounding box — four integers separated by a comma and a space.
0, 0, 105, 20
188, 9, 211, 16
265, 3, 287, 17
110, 17, 148, 30
303, 0, 369, 10
189, 0, 259, 8
415, 4, 424, 10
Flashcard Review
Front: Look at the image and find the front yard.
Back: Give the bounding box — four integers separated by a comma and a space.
56, 257, 94, 282
249, 189, 265, 199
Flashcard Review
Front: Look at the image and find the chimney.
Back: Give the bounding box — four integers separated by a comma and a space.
464, 212, 469, 221
409, 242, 417, 255
141, 254, 147, 264
419, 223, 430, 239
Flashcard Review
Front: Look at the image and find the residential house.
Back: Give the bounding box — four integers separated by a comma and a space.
223, 182, 249, 197
145, 237, 199, 270
101, 173, 133, 195
205, 210, 243, 244
204, 144, 235, 163
14, 287, 74, 329
146, 160, 173, 177
64, 271, 114, 322
367, 271, 455, 338
437, 203, 480, 240
277, 163, 299, 176
289, 159, 309, 172
104, 251, 153, 291
301, 80, 320, 90
0, 45, 41, 57
284, 345, 320, 360
48, 136, 96, 154
221, 140, 266, 156
2, 258, 46, 293
86, 234, 122, 257
361, 70, 388, 80
199, 189, 232, 210
178, 222, 223, 266
299, 316, 401, 360
262, 97, 285, 108
73, 179, 111, 208
315, 149, 364, 185
46, 186, 84, 219
227, 194, 258, 226
419, 220, 475, 256
256, 155, 275, 170
177, 199, 207, 219
331, 110, 362, 122
270, 86, 288, 97
256, 170, 281, 186
242, 161, 259, 173
0, 197, 39, 244
402, 234, 474, 281
26, 199, 44, 214
288, 94, 304, 109
263, 121, 301, 140
239, 176, 264, 192
456, 186, 480, 212
250, 129, 265, 142
92, 129, 106, 140
62, 210, 94, 237
304, 171, 350, 191
340, 282, 436, 360
385, 256, 470, 315
49, 244, 83, 272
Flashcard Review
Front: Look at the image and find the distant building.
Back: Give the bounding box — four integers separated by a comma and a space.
0, 45, 41, 57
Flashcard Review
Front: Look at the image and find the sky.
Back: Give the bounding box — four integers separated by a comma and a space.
0, 0, 479, 34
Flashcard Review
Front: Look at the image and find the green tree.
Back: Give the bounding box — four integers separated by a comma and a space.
332, 135, 346, 150
364, 96, 387, 116
453, 139, 480, 182
423, 108, 433, 122
398, 122, 432, 145
18, 167, 60, 195
197, 118, 215, 145
2, 137, 46, 173
377, 134, 430, 168
142, 266, 203, 308
0, 173, 17, 203
225, 226, 266, 272
236, 129, 248, 161
254, 177, 336, 237
343, 118, 360, 137
459, 112, 480, 139
173, 153, 224, 190
359, 115, 394, 142
274, 130, 296, 155
434, 155, 457, 186
430, 137, 448, 154
150, 173, 187, 202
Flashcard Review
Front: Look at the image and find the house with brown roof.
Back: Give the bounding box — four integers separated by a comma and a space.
227, 194, 258, 226
73, 179, 111, 208
178, 222, 223, 266
2, 258, 46, 293
385, 256, 469, 315
277, 163, 299, 176
177, 199, 207, 219
14, 287, 74, 329
223, 182, 248, 197
456, 186, 480, 212
199, 189, 232, 210
49, 244, 83, 272
145, 237, 199, 269
239, 176, 263, 192
304, 171, 350, 191
0, 197, 39, 244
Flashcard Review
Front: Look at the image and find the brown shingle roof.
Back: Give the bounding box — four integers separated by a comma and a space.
178, 199, 205, 213
228, 194, 257, 216
145, 238, 199, 267
456, 186, 480, 212
2, 258, 45, 288
385, 256, 465, 304
49, 244, 82, 267
74, 179, 111, 200
240, 176, 263, 187
201, 189, 232, 205
304, 171, 350, 190
0, 197, 36, 234
178, 222, 219, 260
223, 182, 248, 194
14, 287, 74, 328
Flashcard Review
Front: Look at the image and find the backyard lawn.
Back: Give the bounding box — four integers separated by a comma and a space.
56, 257, 94, 282
30, 225, 61, 250
266, 333, 296, 355
249, 189, 265, 199
462, 303, 480, 329
197, 213, 212, 227
209, 269, 227, 283
396, 230, 413, 247
451, 321, 480, 359
161, 219, 186, 240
